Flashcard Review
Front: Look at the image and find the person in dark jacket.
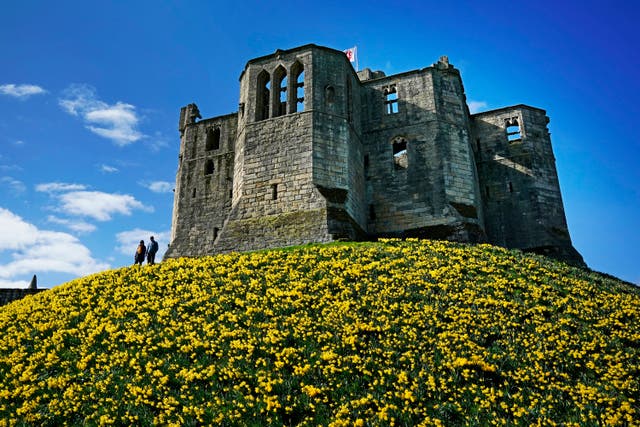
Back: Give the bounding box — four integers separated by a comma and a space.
134, 240, 146, 266
147, 236, 159, 265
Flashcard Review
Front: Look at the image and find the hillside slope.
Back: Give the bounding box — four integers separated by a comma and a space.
0, 239, 638, 426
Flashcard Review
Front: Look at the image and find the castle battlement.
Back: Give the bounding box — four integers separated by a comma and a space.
165, 44, 584, 266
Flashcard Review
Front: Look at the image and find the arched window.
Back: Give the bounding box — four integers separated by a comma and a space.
204, 159, 214, 175
256, 70, 271, 120
205, 127, 220, 151
392, 136, 408, 169
325, 85, 335, 104
273, 66, 287, 117
291, 61, 304, 113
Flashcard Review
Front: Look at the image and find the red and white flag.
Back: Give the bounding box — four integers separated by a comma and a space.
344, 46, 357, 62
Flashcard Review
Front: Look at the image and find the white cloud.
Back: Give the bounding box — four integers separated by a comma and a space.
57, 191, 152, 221
0, 176, 26, 195
0, 208, 39, 251
0, 208, 109, 288
36, 182, 151, 222
467, 100, 488, 114
0, 84, 47, 99
46, 215, 96, 234
146, 181, 173, 193
36, 182, 87, 193
0, 278, 30, 288
59, 84, 146, 146
100, 164, 119, 173
116, 228, 170, 261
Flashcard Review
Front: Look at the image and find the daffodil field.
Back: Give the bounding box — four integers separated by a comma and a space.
0, 239, 638, 426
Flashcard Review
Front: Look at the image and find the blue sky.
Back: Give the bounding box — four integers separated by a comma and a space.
1, 0, 638, 287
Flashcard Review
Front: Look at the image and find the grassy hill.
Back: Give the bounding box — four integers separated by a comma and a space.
0, 239, 638, 426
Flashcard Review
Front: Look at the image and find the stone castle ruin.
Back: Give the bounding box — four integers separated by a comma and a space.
165, 44, 584, 265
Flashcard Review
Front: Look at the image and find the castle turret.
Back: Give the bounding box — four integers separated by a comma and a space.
212, 45, 366, 253
359, 56, 485, 242
471, 106, 584, 265
165, 102, 236, 258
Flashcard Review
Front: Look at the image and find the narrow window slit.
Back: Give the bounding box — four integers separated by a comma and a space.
204, 159, 214, 175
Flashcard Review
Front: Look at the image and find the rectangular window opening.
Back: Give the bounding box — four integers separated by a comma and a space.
271, 184, 278, 200
392, 138, 408, 170
506, 118, 522, 142
384, 86, 399, 114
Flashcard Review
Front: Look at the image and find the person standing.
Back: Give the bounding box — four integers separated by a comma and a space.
147, 236, 159, 265
134, 240, 146, 266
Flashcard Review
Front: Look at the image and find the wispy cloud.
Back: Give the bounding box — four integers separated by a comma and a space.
147, 131, 170, 152
145, 181, 173, 193
0, 176, 26, 195
36, 182, 87, 193
100, 164, 119, 173
116, 228, 170, 260
58, 191, 151, 221
0, 164, 22, 173
0, 84, 47, 99
59, 84, 145, 146
37, 182, 152, 221
467, 100, 488, 114
46, 215, 96, 234
0, 208, 108, 288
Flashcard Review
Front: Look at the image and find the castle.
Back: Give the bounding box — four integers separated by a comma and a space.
165, 44, 584, 266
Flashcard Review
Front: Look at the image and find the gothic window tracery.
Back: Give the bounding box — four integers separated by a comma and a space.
256, 70, 271, 121
292, 61, 305, 113
274, 66, 287, 117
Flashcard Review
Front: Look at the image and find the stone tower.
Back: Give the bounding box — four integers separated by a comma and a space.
165, 44, 583, 266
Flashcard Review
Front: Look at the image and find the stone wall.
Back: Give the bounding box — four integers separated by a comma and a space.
0, 289, 45, 307
360, 59, 483, 242
164, 113, 237, 258
472, 105, 583, 264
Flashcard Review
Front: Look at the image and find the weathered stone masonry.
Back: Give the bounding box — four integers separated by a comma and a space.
165, 44, 584, 266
